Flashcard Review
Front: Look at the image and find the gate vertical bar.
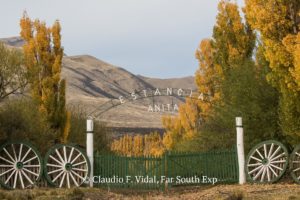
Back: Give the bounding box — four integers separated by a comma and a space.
236, 117, 246, 184
87, 118, 94, 187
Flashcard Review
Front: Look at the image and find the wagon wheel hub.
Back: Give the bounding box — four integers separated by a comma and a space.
261, 158, 269, 165
16, 161, 24, 169
65, 163, 72, 171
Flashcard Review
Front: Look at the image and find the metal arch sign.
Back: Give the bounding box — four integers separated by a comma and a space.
88, 87, 210, 118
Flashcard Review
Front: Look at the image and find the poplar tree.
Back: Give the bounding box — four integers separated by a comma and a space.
20, 13, 70, 143
245, 0, 300, 143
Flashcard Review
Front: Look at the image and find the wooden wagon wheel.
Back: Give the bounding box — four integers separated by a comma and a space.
0, 141, 43, 189
246, 140, 288, 183
44, 144, 90, 188
289, 144, 300, 183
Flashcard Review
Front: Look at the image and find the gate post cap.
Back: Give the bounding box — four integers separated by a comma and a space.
235, 117, 242, 127
87, 117, 94, 132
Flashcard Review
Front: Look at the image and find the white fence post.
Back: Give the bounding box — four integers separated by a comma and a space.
86, 118, 94, 187
236, 117, 246, 184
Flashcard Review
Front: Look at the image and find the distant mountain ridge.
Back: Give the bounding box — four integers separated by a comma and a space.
1, 37, 196, 100
0, 36, 196, 129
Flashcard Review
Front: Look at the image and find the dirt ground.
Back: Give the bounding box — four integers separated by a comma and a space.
1, 183, 300, 200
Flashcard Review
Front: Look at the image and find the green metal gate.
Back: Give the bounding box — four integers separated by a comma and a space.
166, 148, 238, 187
94, 148, 238, 190
94, 154, 165, 190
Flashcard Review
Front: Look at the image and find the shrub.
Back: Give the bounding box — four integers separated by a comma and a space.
0, 100, 111, 154
0, 98, 56, 154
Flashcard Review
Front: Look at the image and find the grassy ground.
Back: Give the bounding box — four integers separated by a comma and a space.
1, 184, 300, 200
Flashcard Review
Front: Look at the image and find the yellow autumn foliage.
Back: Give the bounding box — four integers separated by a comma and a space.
245, 0, 300, 142
111, 132, 165, 157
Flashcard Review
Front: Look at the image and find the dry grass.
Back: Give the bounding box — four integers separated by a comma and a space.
1, 184, 300, 200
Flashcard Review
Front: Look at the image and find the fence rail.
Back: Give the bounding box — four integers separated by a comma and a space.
94, 147, 238, 190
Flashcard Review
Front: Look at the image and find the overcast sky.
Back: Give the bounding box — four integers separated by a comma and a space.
0, 0, 244, 78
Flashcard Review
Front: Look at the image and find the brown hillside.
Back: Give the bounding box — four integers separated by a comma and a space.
1, 37, 196, 130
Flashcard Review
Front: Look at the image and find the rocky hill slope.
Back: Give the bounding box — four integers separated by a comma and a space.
1, 37, 196, 130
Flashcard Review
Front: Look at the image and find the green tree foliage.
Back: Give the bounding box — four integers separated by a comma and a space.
20, 13, 70, 143
0, 43, 27, 101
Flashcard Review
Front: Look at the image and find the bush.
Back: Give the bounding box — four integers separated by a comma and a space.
0, 99, 111, 154
0, 98, 56, 154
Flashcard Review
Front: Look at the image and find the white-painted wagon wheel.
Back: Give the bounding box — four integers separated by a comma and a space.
246, 140, 288, 183
290, 144, 300, 183
0, 141, 42, 189
44, 144, 90, 188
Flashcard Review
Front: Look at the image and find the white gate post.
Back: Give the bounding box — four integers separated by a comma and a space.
236, 117, 246, 184
86, 118, 94, 187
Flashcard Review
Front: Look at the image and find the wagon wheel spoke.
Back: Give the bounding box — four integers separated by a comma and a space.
23, 167, 39, 177
47, 163, 62, 168
18, 144, 23, 161
256, 149, 264, 159
59, 172, 66, 188
246, 140, 288, 183
12, 144, 18, 161
44, 144, 90, 188
0, 167, 14, 176
4, 169, 16, 184
70, 171, 79, 186
0, 142, 42, 189
270, 160, 286, 164
72, 168, 87, 172
71, 170, 85, 181
250, 156, 262, 162
19, 171, 25, 189
3, 148, 15, 163
55, 149, 65, 164
53, 170, 65, 182
23, 156, 38, 165
21, 170, 33, 185
72, 161, 87, 167
48, 168, 64, 175
268, 165, 278, 177
50, 155, 63, 165
253, 166, 264, 180
261, 166, 267, 182
68, 147, 75, 163
67, 172, 70, 188
0, 164, 14, 167
23, 165, 40, 168
71, 153, 81, 164
0, 156, 14, 165
268, 143, 274, 158
266, 167, 271, 182
270, 153, 285, 162
269, 146, 281, 160
13, 170, 18, 189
